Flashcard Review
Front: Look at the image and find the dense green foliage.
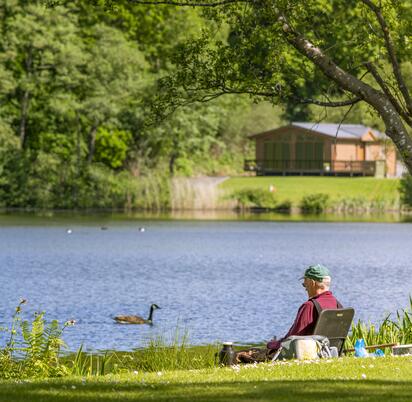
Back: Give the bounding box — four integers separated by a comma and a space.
0, 0, 285, 209
1, 1, 411, 209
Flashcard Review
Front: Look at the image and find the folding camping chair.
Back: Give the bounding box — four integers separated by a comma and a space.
312, 307, 355, 356
270, 307, 355, 362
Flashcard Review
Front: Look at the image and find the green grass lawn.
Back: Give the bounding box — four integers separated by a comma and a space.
221, 177, 400, 206
2, 356, 412, 402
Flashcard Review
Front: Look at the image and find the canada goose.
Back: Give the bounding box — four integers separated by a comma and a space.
114, 304, 161, 325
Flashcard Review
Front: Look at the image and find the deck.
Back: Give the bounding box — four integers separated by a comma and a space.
244, 159, 380, 176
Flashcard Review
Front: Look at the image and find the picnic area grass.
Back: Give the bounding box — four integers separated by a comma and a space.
221, 177, 400, 207
1, 356, 411, 402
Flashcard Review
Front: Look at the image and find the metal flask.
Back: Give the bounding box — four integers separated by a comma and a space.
219, 342, 236, 366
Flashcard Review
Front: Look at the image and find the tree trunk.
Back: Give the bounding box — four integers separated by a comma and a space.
169, 152, 177, 176
19, 47, 33, 149
87, 125, 98, 164
373, 99, 412, 174
19, 90, 30, 149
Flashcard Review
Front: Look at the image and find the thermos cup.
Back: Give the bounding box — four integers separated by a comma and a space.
219, 342, 236, 366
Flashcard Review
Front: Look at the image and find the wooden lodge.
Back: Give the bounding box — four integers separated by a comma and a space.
245, 122, 398, 177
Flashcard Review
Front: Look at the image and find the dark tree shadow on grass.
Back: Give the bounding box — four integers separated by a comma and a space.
0, 379, 411, 402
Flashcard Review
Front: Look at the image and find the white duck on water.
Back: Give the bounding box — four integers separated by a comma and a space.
114, 304, 161, 325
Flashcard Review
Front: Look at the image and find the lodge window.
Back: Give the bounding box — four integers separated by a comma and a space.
295, 142, 324, 169
263, 141, 290, 169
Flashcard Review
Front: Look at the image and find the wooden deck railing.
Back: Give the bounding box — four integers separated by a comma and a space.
244, 159, 378, 176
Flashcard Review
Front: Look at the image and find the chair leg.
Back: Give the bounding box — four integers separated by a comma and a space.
270, 347, 283, 364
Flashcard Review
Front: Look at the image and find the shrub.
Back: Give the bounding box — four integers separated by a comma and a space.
399, 175, 412, 207
275, 200, 292, 212
300, 193, 329, 214
94, 128, 132, 169
232, 188, 277, 210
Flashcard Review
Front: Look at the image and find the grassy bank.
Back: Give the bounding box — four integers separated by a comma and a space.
1, 301, 411, 401
221, 177, 400, 210
1, 356, 411, 401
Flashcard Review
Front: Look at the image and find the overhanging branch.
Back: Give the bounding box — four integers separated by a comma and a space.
128, 0, 250, 6
360, 0, 412, 115
295, 96, 361, 107
364, 61, 412, 127
278, 14, 383, 105
183, 84, 362, 107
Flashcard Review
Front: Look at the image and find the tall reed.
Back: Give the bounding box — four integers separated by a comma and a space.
127, 327, 218, 372
346, 297, 412, 350
69, 345, 114, 376
68, 326, 218, 375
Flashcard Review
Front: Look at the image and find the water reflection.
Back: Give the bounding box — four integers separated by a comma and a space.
0, 209, 408, 224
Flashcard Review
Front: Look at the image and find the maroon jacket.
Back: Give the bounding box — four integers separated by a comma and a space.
267, 291, 340, 350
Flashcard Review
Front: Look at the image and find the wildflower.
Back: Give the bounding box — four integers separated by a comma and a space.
133, 371, 138, 375
361, 373, 367, 379
157, 371, 163, 376
65, 319, 76, 326
71, 385, 76, 389
231, 365, 240, 372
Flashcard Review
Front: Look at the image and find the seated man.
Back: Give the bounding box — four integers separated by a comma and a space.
236, 264, 342, 363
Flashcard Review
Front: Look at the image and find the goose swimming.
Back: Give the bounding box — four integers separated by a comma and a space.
114, 304, 160, 325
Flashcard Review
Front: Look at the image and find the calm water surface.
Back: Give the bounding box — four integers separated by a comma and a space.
0, 217, 411, 351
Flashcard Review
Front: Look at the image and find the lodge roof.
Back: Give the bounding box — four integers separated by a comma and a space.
249, 122, 385, 140
292, 122, 385, 139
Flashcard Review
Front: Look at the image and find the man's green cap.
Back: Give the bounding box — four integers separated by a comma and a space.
301, 264, 330, 281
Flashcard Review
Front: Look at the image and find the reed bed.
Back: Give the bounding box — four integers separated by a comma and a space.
125, 329, 218, 372
65, 327, 218, 376
346, 296, 412, 351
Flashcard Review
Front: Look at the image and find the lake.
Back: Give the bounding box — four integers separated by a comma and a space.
0, 213, 411, 351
